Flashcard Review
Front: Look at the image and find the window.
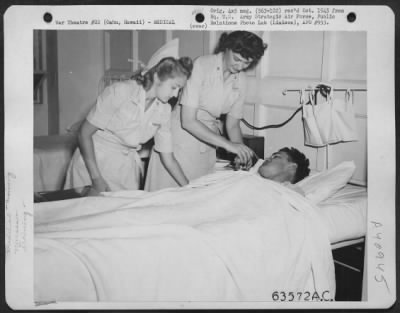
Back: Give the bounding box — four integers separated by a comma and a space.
34, 30, 46, 104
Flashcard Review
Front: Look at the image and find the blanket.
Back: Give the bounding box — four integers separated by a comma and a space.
34, 171, 335, 302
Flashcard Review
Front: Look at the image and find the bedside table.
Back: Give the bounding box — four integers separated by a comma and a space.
243, 135, 264, 159
332, 241, 365, 301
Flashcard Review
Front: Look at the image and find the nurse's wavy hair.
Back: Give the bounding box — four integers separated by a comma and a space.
214, 31, 268, 70
132, 57, 193, 91
279, 147, 310, 183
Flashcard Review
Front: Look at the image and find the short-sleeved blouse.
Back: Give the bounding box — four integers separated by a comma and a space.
180, 53, 247, 120
87, 80, 172, 153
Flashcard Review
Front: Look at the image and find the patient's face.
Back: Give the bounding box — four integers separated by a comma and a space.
258, 151, 293, 182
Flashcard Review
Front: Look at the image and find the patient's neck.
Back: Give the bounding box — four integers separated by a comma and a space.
269, 173, 293, 184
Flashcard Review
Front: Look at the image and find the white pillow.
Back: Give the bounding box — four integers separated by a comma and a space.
296, 161, 356, 204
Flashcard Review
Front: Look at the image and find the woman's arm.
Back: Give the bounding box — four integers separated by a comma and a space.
225, 114, 244, 144
78, 120, 110, 194
181, 106, 254, 163
225, 114, 255, 169
159, 152, 189, 186
181, 106, 231, 149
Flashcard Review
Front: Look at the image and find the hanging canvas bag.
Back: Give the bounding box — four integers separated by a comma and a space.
302, 88, 326, 147
331, 89, 359, 142
312, 84, 338, 144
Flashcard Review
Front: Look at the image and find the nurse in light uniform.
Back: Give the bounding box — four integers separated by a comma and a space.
145, 31, 268, 191
64, 39, 192, 195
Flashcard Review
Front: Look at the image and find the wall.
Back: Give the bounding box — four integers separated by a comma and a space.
57, 30, 105, 134
243, 31, 367, 184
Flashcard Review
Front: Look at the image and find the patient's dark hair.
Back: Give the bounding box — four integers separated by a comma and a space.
279, 147, 310, 183
214, 31, 268, 70
132, 57, 193, 90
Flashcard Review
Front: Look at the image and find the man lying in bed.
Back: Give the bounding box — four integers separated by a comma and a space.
246, 147, 310, 195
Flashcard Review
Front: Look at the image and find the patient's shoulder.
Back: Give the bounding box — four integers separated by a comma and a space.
281, 182, 305, 196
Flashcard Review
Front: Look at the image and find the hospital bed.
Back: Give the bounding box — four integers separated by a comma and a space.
224, 159, 367, 301
33, 145, 367, 303
318, 183, 367, 301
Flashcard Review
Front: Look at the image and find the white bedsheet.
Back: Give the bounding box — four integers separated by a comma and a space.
34, 171, 335, 302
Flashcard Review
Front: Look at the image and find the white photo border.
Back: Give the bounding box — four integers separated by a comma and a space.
3, 4, 396, 310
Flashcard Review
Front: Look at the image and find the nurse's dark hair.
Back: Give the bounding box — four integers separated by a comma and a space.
279, 147, 310, 183
214, 31, 268, 70
132, 57, 193, 90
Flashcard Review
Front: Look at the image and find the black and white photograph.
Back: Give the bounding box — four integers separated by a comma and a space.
4, 5, 396, 310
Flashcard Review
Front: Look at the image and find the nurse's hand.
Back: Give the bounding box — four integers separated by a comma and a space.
232, 153, 258, 171
227, 142, 255, 167
89, 177, 111, 196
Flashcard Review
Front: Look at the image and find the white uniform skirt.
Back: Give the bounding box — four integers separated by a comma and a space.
64, 134, 143, 191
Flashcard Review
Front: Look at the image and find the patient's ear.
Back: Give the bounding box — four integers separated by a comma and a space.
288, 162, 298, 176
